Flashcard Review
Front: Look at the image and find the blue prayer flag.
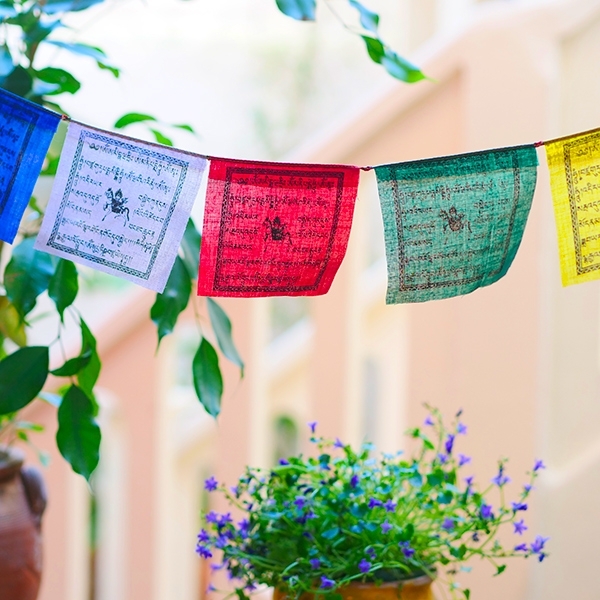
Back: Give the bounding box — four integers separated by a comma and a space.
0, 88, 61, 243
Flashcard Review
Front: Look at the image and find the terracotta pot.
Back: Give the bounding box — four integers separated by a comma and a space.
274, 576, 434, 600
0, 446, 47, 600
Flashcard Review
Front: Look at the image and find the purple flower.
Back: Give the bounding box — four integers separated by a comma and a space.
308, 421, 317, 434
530, 536, 550, 554
511, 502, 528, 512
246, 583, 258, 592
197, 529, 210, 543
334, 438, 345, 449
464, 476, 474, 487
206, 584, 217, 593
492, 466, 511, 487
445, 434, 455, 455
514, 543, 528, 552
279, 459, 290, 465
399, 541, 415, 558
238, 519, 250, 536
472, 532, 479, 542
438, 453, 448, 464
366, 547, 376, 559
196, 545, 213, 559
206, 511, 219, 524
294, 496, 307, 509
215, 534, 230, 549
534, 459, 546, 472
384, 499, 397, 512
358, 559, 371, 573
210, 562, 224, 571
306, 510, 317, 520
424, 416, 434, 426
513, 519, 528, 535
457, 422, 467, 435
350, 474, 360, 488
381, 521, 392, 534
320, 576, 335, 589
230, 485, 240, 496
458, 454, 471, 467
204, 476, 218, 492
441, 518, 454, 531
368, 498, 383, 509
480, 504, 494, 520
538, 553, 546, 562
524, 484, 533, 493
309, 558, 321, 570
218, 513, 232, 526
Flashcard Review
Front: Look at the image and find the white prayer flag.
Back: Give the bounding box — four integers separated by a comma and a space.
35, 122, 207, 292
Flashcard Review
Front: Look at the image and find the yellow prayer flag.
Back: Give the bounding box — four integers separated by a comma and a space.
546, 130, 600, 286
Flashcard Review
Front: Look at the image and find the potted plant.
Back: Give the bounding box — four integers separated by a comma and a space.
197, 407, 548, 600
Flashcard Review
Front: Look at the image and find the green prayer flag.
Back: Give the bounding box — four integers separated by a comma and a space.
375, 145, 538, 304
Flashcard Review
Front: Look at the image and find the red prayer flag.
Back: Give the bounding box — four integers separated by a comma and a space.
198, 158, 360, 297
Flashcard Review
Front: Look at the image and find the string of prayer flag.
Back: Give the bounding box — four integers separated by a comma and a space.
375, 145, 538, 304
545, 129, 600, 286
197, 158, 360, 297
0, 88, 61, 244
35, 122, 207, 292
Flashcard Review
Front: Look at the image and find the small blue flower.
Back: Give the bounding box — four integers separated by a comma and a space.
445, 434, 455, 455
524, 484, 533, 493
514, 543, 528, 552
530, 536, 549, 554
381, 521, 392, 534
480, 504, 493, 520
197, 529, 210, 543
294, 496, 307, 509
457, 422, 467, 435
538, 553, 546, 562
438, 453, 448, 464
384, 499, 397, 512
196, 544, 213, 559
205, 511, 219, 524
350, 474, 360, 488
204, 476, 218, 492
458, 454, 471, 467
533, 459, 546, 472
464, 476, 474, 487
334, 438, 345, 449
279, 459, 290, 465
366, 547, 376, 559
441, 518, 454, 531
513, 519, 527, 535
492, 466, 511, 487
309, 558, 321, 570
511, 502, 528, 512
358, 559, 371, 573
218, 513, 232, 526
230, 485, 240, 497
399, 541, 415, 558
424, 416, 434, 426
320, 576, 335, 589
308, 421, 318, 434
368, 498, 383, 509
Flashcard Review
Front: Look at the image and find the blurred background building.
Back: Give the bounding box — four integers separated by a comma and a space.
17, 0, 600, 599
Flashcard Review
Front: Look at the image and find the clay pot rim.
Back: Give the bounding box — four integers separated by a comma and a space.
343, 575, 433, 589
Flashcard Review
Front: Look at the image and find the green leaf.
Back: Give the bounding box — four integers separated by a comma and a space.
348, 0, 379, 33
321, 527, 340, 539
0, 44, 13, 76
192, 338, 223, 418
463, 590, 471, 600
0, 296, 26, 346
0, 346, 49, 414
494, 565, 507, 577
48, 258, 78, 320
113, 112, 157, 129
362, 36, 385, 64
207, 298, 244, 375
179, 218, 201, 278
50, 350, 92, 377
275, 0, 316, 21
381, 49, 426, 83
24, 17, 63, 48
150, 256, 191, 346
1, 66, 33, 97
173, 123, 196, 134
35, 67, 81, 95
45, 40, 117, 74
97, 62, 119, 78
5, 237, 56, 317
77, 318, 101, 402
56, 384, 101, 480
0, 2, 17, 19
150, 128, 173, 147
41, 0, 106, 14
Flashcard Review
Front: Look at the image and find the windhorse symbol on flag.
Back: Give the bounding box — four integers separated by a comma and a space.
197, 158, 360, 297
0, 88, 61, 244
546, 129, 600, 286
375, 145, 538, 304
35, 122, 207, 292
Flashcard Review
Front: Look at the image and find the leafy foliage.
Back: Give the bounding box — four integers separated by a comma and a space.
192, 338, 223, 417
198, 409, 548, 599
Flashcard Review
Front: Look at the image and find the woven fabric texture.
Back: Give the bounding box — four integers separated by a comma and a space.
375, 145, 538, 304
198, 158, 360, 297
35, 122, 206, 292
546, 130, 600, 286
0, 89, 60, 243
